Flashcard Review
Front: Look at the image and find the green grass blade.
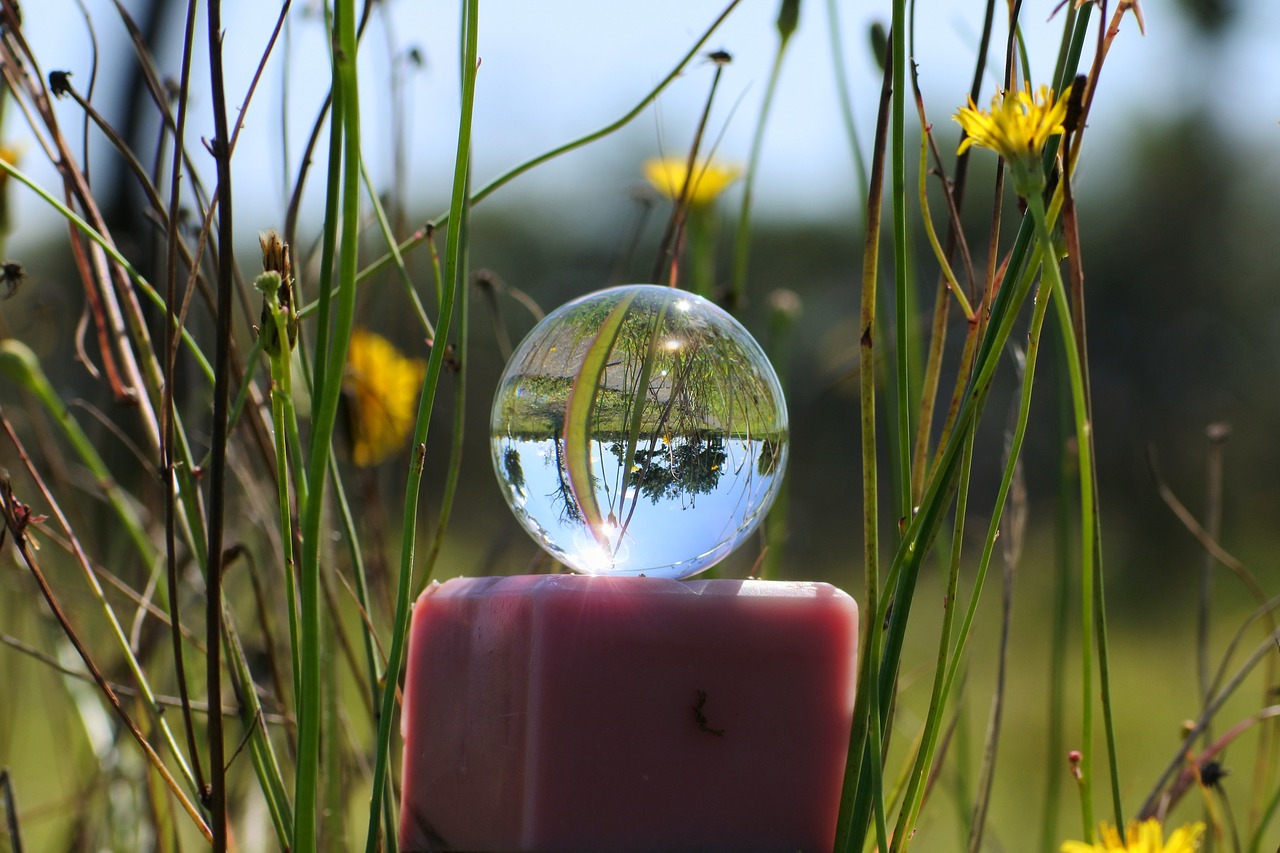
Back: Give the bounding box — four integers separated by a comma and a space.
563, 292, 638, 548
362, 3, 479, 849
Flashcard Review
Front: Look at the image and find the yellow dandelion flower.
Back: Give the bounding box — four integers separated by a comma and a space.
955, 83, 1071, 161
343, 328, 426, 467
954, 83, 1071, 196
1061, 819, 1205, 853
644, 157, 741, 207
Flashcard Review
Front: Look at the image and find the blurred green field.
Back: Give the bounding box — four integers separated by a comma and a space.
4, 524, 1276, 850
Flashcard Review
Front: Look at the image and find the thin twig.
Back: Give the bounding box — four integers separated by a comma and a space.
204, 0, 235, 844
0, 469, 211, 841
1199, 424, 1231, 720
833, 33, 895, 852
1147, 447, 1270, 607
650, 54, 728, 288
0, 768, 21, 853
164, 0, 206, 800
1140, 631, 1280, 819
0, 633, 289, 724
967, 401, 1026, 852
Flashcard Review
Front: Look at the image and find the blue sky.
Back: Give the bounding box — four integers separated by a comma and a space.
10, 1, 1279, 244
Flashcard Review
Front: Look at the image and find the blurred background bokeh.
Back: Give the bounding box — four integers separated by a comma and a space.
2, 0, 1278, 849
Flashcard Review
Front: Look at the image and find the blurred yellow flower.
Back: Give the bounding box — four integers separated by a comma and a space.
343, 328, 426, 467
0, 143, 21, 175
1061, 819, 1205, 853
644, 157, 741, 207
0, 143, 24, 233
954, 83, 1071, 164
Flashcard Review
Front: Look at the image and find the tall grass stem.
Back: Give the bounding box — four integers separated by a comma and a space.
362, 3, 478, 848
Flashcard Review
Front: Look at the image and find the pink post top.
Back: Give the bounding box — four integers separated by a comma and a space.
399, 574, 859, 853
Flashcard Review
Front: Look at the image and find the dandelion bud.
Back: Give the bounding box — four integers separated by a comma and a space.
776, 0, 799, 41
869, 22, 889, 72
257, 229, 297, 355
259, 229, 292, 285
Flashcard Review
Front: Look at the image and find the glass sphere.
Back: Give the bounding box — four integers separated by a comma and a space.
490, 285, 789, 579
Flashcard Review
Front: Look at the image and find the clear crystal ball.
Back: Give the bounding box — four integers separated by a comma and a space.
490, 285, 789, 579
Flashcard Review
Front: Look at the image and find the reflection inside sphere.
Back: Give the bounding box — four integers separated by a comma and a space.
490, 285, 789, 579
